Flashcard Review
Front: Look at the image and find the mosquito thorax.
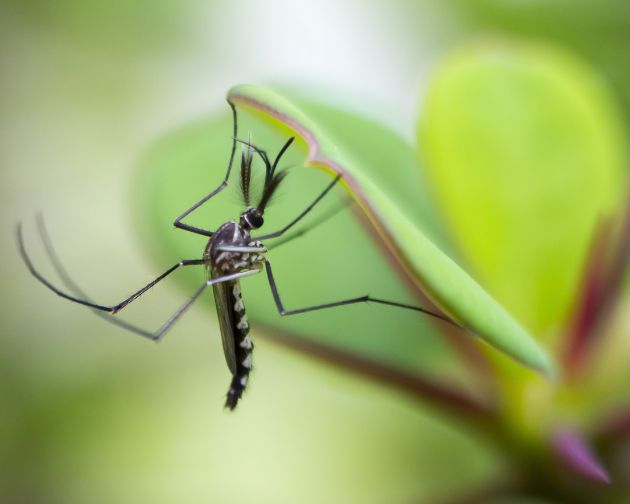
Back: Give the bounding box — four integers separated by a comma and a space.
240, 207, 264, 230
205, 219, 267, 276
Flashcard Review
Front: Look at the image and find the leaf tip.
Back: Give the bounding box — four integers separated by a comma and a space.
552, 427, 611, 485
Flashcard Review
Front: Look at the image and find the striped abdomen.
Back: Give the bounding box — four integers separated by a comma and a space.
212, 279, 253, 410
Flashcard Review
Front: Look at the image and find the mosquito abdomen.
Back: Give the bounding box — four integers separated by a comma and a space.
224, 281, 253, 410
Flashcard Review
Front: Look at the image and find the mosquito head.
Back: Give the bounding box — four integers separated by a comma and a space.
240, 207, 264, 230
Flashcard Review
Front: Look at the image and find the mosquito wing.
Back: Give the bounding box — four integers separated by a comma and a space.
212, 278, 238, 375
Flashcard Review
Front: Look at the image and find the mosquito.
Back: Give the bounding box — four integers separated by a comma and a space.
17, 100, 462, 410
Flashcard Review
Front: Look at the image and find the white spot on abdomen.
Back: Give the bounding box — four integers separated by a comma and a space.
237, 315, 248, 330
240, 334, 252, 349
242, 353, 253, 369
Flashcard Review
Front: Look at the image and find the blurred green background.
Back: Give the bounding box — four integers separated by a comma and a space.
2, 1, 630, 503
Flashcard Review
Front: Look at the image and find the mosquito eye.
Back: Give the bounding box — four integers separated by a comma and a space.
249, 213, 264, 228
243, 210, 264, 229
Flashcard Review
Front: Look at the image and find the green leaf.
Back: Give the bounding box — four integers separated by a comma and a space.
451, 0, 630, 119
227, 85, 553, 375
134, 97, 469, 386
419, 40, 628, 336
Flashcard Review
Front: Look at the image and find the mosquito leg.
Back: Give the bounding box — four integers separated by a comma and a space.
109, 258, 206, 313
266, 197, 351, 251
254, 174, 343, 240
39, 279, 207, 343
264, 260, 463, 329
151, 281, 208, 341
173, 101, 239, 237
151, 269, 262, 342
36, 212, 91, 300
35, 218, 260, 342
207, 268, 261, 286
17, 221, 204, 314
215, 245, 267, 253
36, 214, 171, 339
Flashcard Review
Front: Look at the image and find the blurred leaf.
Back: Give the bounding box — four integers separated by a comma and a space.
552, 426, 611, 484
419, 40, 627, 337
484, 499, 556, 504
260, 324, 495, 422
561, 190, 630, 378
227, 85, 552, 375
2, 0, 200, 55
451, 0, 630, 120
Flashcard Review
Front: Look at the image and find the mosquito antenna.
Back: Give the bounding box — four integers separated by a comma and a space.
262, 137, 293, 195
239, 132, 254, 207
233, 137, 294, 214
236, 136, 294, 189
234, 138, 271, 168
257, 169, 288, 213
270, 137, 295, 176
259, 137, 295, 213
